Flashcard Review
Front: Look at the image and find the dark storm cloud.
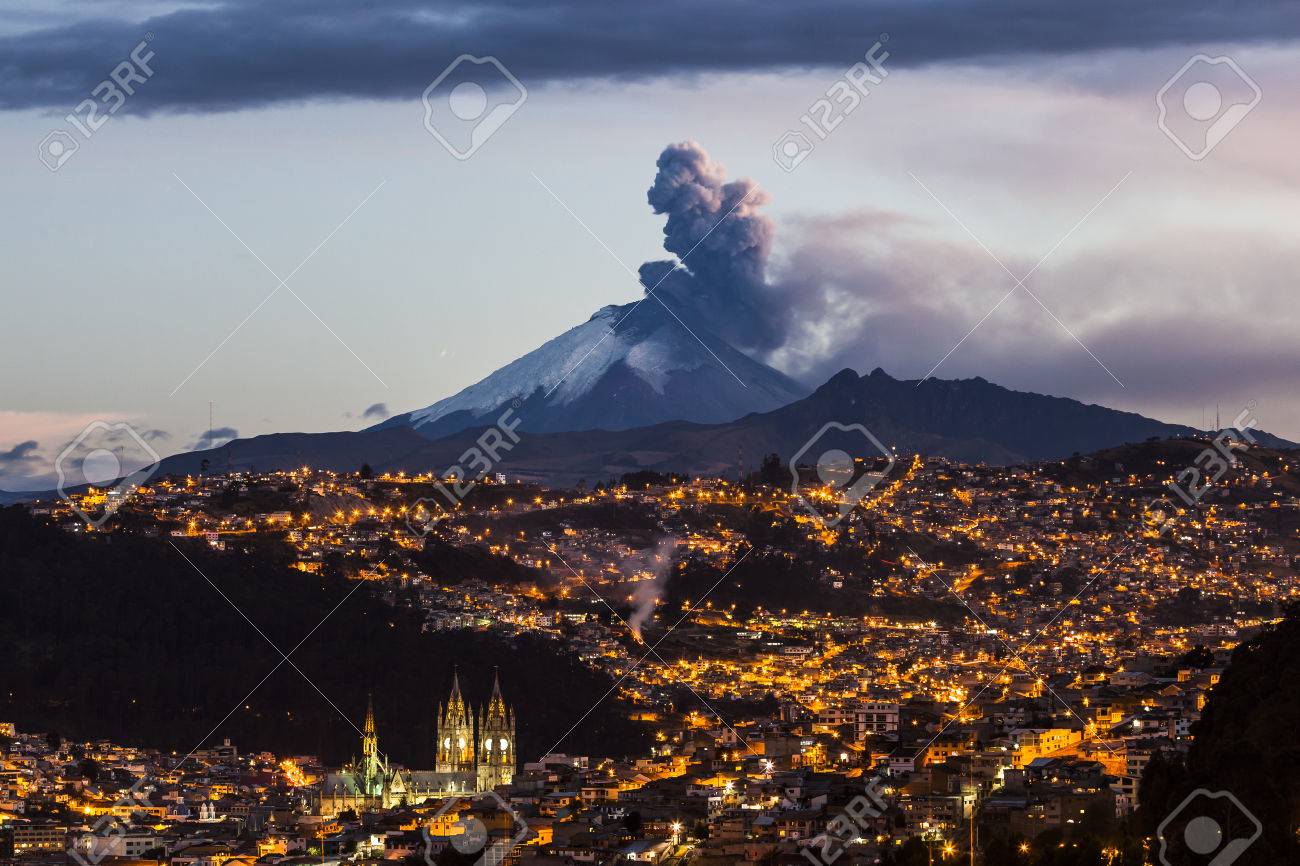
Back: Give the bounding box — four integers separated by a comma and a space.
192, 427, 238, 450
0, 440, 40, 467
3, 0, 1298, 112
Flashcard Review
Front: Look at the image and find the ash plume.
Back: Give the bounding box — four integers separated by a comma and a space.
643, 141, 787, 353
625, 536, 680, 642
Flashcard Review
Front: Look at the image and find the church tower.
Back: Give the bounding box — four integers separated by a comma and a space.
476, 670, 516, 791
435, 671, 475, 783
358, 694, 386, 797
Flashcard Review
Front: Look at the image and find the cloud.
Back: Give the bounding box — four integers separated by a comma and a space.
762, 210, 1300, 435
0, 440, 40, 467
192, 427, 239, 450
0, 412, 139, 490
361, 402, 390, 420
141, 428, 171, 442
1, 0, 1297, 112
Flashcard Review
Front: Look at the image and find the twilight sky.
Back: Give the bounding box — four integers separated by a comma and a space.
3, 0, 1300, 489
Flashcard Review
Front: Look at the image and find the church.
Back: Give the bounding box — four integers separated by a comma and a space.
318, 671, 516, 814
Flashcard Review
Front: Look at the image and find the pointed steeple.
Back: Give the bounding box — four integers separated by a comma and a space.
436, 666, 475, 776
485, 667, 508, 722
448, 667, 467, 714
362, 692, 378, 759
477, 668, 515, 791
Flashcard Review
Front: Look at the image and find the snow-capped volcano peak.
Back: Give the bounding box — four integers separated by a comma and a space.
376, 299, 806, 439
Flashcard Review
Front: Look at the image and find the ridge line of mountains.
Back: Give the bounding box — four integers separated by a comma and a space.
6, 298, 1294, 500
151, 297, 1294, 485
155, 364, 1292, 487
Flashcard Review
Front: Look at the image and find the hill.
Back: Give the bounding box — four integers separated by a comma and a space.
0, 507, 647, 765
1136, 607, 1300, 864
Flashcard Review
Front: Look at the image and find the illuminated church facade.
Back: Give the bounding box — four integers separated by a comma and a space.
319, 672, 516, 814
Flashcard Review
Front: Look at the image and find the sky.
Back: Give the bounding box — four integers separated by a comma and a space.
2, 0, 1300, 489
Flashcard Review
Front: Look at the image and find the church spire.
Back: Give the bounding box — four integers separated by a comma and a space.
485, 667, 508, 722
477, 669, 515, 791
362, 692, 378, 759
448, 667, 466, 712
436, 667, 475, 777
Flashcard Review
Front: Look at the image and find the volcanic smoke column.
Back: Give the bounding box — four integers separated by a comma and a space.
640, 141, 787, 355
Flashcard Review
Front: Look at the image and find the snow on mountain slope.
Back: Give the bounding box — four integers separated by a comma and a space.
376, 300, 807, 438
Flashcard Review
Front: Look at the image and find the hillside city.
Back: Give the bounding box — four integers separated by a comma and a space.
4, 433, 1298, 866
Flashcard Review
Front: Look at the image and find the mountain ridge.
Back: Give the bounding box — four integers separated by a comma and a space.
142, 367, 1296, 486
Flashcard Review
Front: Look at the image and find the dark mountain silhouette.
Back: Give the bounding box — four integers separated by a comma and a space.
1135, 607, 1300, 864
146, 368, 1295, 486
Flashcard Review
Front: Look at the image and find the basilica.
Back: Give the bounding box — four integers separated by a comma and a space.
318, 672, 516, 814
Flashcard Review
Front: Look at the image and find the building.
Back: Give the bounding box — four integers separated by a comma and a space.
12, 822, 67, 855
319, 671, 517, 814
475, 673, 517, 791
856, 702, 900, 739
